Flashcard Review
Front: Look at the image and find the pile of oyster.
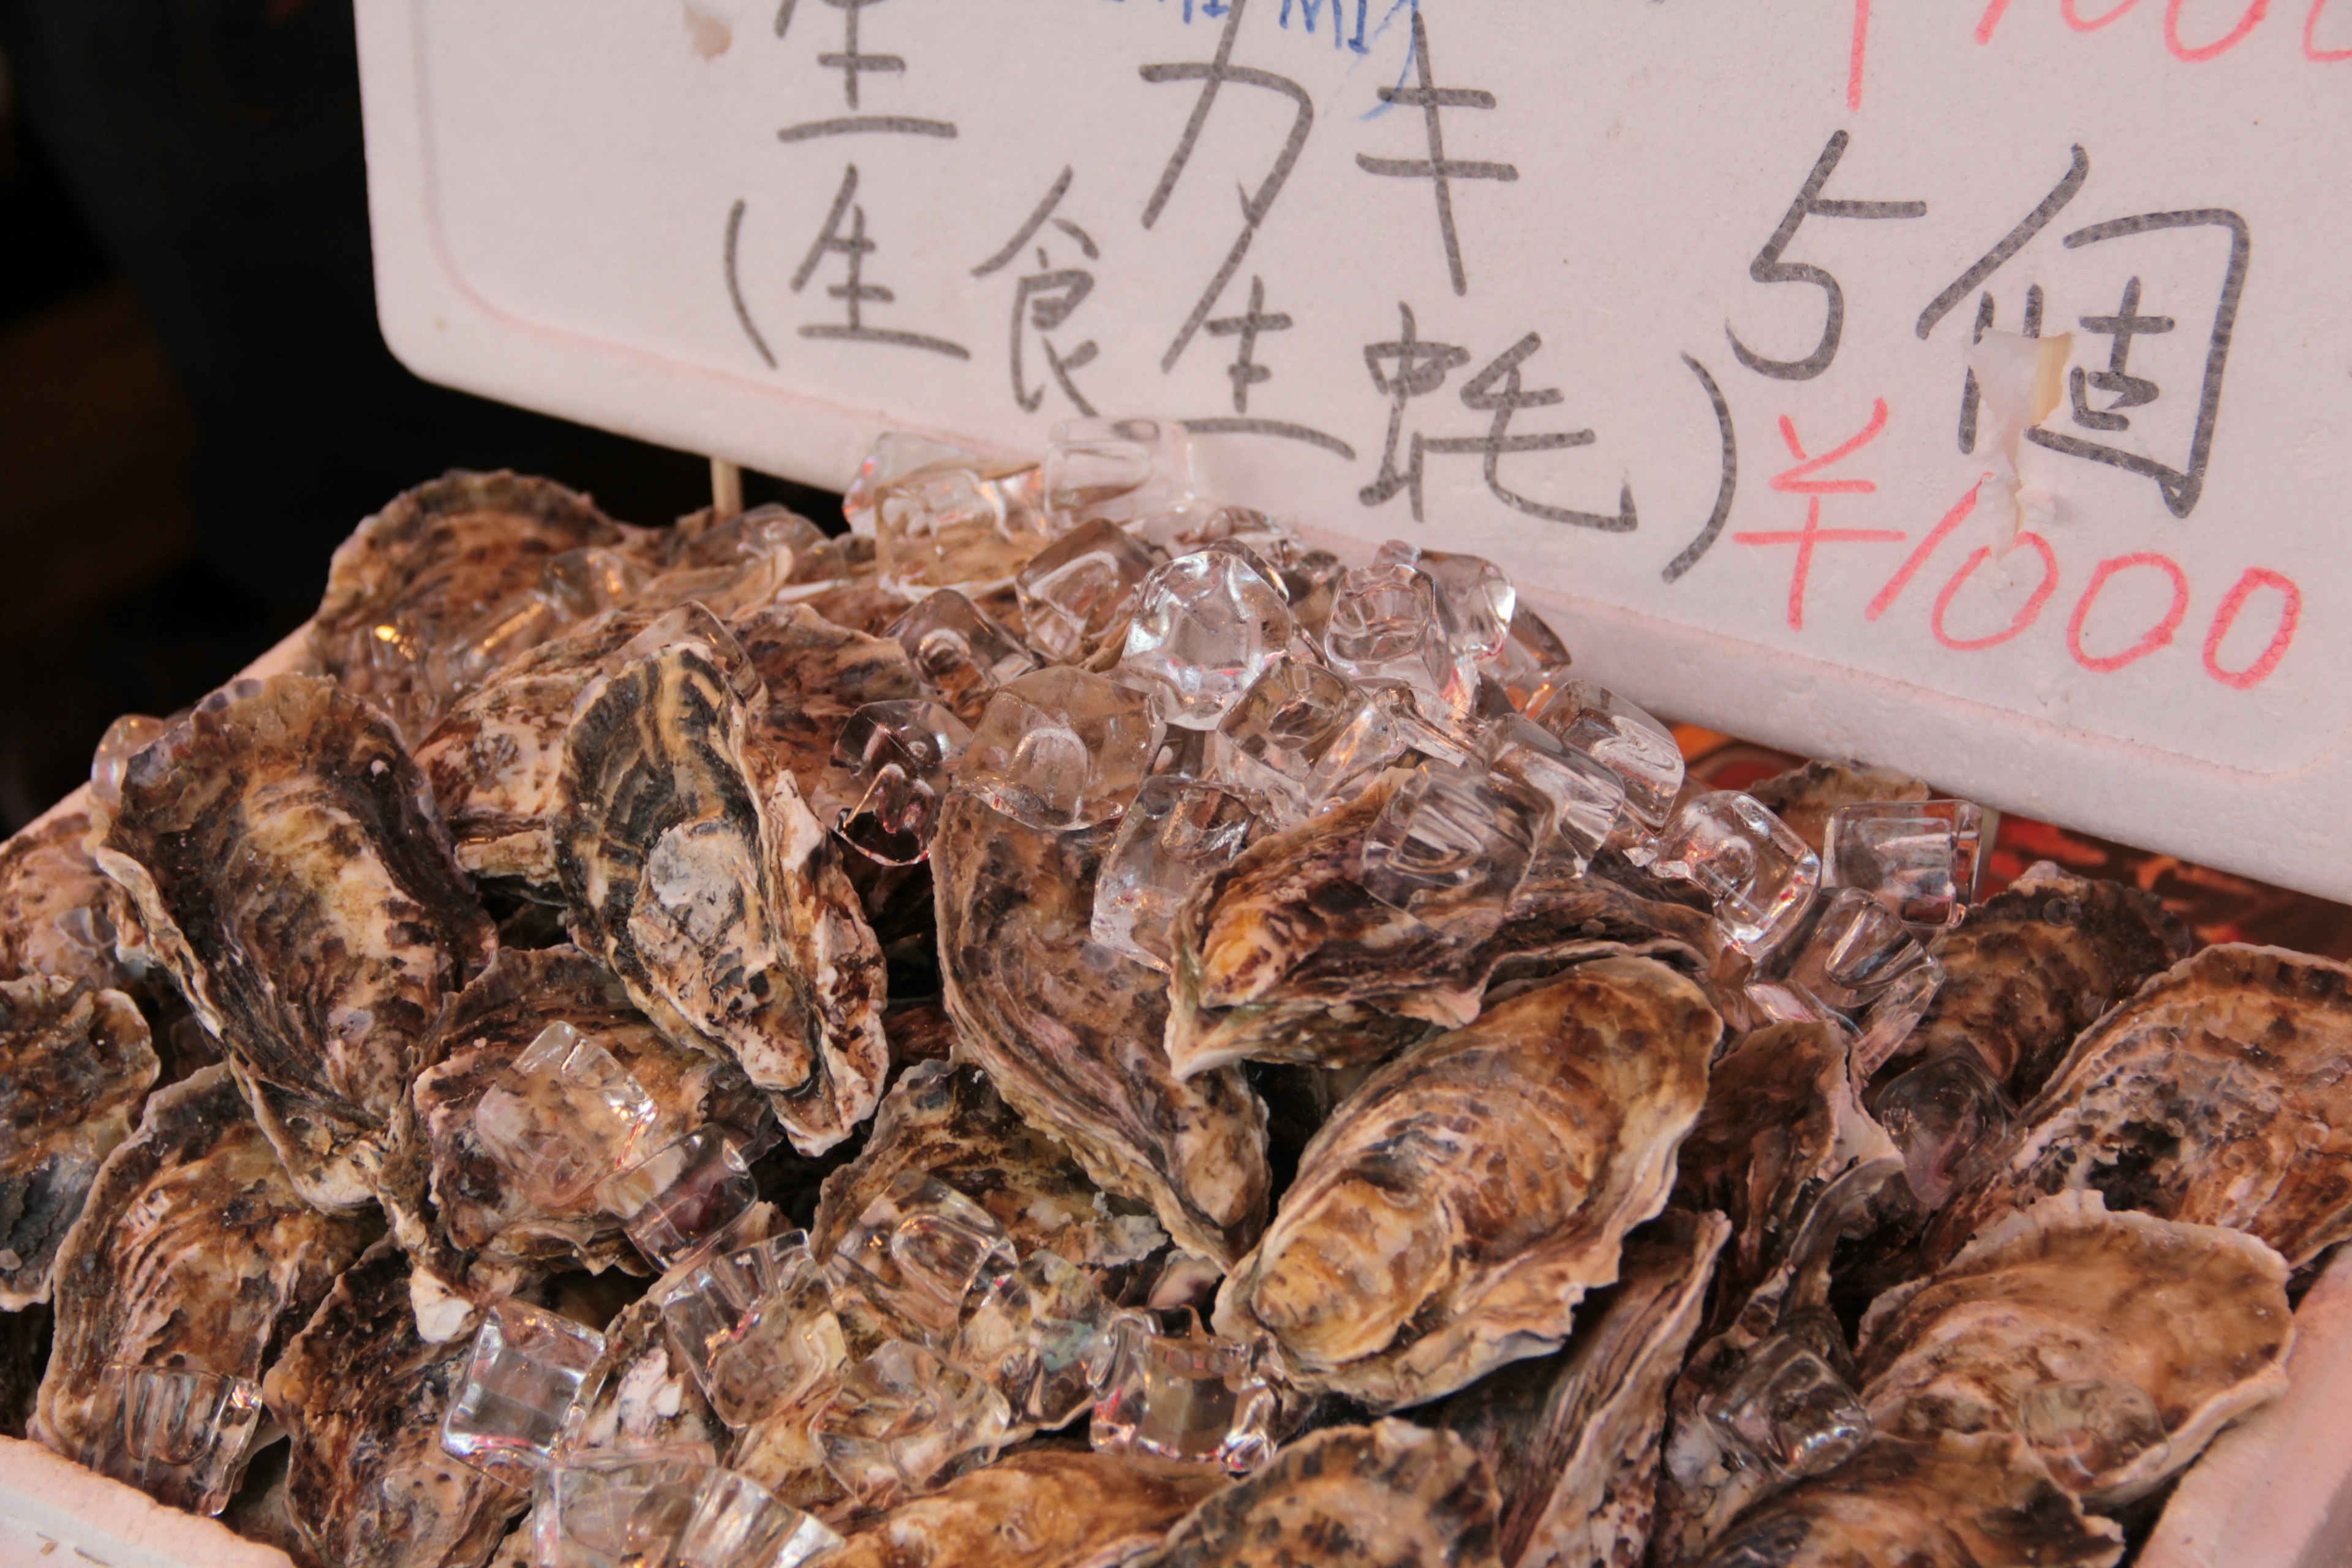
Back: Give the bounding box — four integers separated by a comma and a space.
0, 419, 2342, 1568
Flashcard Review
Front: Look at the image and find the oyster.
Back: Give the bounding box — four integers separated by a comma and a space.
35, 1066, 377, 1512
0, 810, 141, 993
566, 1257, 735, 1464
263, 1240, 524, 1568
1744, 760, 1929, 854
1169, 772, 1718, 1079
555, 636, 888, 1155
810, 1061, 1166, 1276
92, 674, 496, 1208
1438, 1210, 1728, 1568
0, 974, 157, 1308
1215, 959, 1718, 1409
1892, 861, 2189, 1098
379, 945, 774, 1287
1936, 944, 2352, 1270
1129, 1419, 1501, 1568
797, 581, 916, 638
1858, 1191, 2290, 1507
932, 791, 1270, 1268
731, 601, 922, 809
311, 471, 655, 736
1694, 1431, 2122, 1568
821, 1449, 1227, 1568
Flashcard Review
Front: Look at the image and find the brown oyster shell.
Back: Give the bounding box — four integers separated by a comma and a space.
1437, 1209, 1728, 1568
0, 811, 143, 994
1215, 959, 1718, 1410
36, 1065, 377, 1513
932, 791, 1270, 1269
731, 601, 922, 809
555, 638, 887, 1155
1744, 760, 1929, 854
1129, 1419, 1502, 1568
1858, 1191, 2290, 1507
823, 1449, 1227, 1568
91, 674, 496, 1209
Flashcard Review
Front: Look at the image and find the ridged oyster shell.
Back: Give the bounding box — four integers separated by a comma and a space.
821, 1450, 1227, 1568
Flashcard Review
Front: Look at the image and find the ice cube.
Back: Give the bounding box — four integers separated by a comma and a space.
674, 1467, 843, 1568
658, 1233, 846, 1430
1211, 660, 1378, 823
882, 590, 1038, 723
2017, 1379, 2169, 1491
1322, 561, 1450, 702
597, 1128, 757, 1273
828, 699, 973, 866
91, 713, 173, 809
812, 1341, 1011, 1508
1654, 792, 1820, 960
1277, 549, 1348, 641
1119, 551, 1296, 729
1013, 519, 1158, 663
1703, 1334, 1871, 1481
473, 1023, 660, 1210
1044, 417, 1193, 525
1089, 1306, 1278, 1475
440, 1300, 606, 1479
844, 432, 982, 535
1492, 606, 1574, 711
1358, 761, 1543, 937
832, 1174, 1017, 1348
949, 1250, 1120, 1430
1822, 799, 1986, 930
1869, 1048, 2015, 1207
103, 1365, 265, 1517
1417, 548, 1517, 673
1483, 715, 1627, 867
960, 666, 1161, 831
1089, 776, 1258, 971
1782, 888, 1945, 1081
1523, 678, 1684, 832
542, 547, 651, 619
875, 459, 1054, 595
535, 1452, 707, 1568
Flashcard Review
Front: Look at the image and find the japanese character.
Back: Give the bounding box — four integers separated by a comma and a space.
775, 0, 956, 141
1354, 10, 1518, 296
790, 164, 967, 359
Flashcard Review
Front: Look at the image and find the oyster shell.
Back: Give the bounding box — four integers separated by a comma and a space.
932, 791, 1270, 1268
1744, 760, 1929, 854
35, 1065, 377, 1512
1936, 944, 2352, 1270
731, 601, 922, 809
797, 581, 916, 638
0, 974, 158, 1308
0, 810, 142, 993
263, 1240, 524, 1568
1215, 959, 1718, 1409
1694, 1431, 2121, 1568
1438, 1209, 1729, 1568
1892, 861, 2189, 1098
822, 1449, 1227, 1568
1129, 1419, 1501, 1568
92, 674, 496, 1209
378, 945, 774, 1287
555, 636, 887, 1155
1858, 1191, 2290, 1507
810, 1060, 1166, 1276
1168, 772, 1718, 1079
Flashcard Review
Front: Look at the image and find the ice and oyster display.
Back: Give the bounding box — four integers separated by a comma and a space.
0, 419, 2344, 1568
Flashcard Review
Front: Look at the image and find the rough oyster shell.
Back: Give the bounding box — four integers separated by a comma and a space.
1168, 772, 1718, 1079
1215, 959, 1718, 1409
731, 601, 922, 810
810, 1060, 1166, 1276
1936, 944, 2352, 1270
822, 1449, 1227, 1568
263, 1240, 522, 1568
0, 974, 157, 1308
35, 1065, 377, 1512
932, 791, 1270, 1268
1129, 1419, 1501, 1568
1744, 760, 1929, 854
1858, 1190, 2290, 1507
555, 638, 887, 1155
1892, 861, 2189, 1098
1438, 1209, 1729, 1568
377, 945, 775, 1287
92, 674, 496, 1209
0, 811, 143, 994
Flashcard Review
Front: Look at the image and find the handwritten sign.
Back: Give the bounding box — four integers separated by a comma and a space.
355, 0, 2352, 899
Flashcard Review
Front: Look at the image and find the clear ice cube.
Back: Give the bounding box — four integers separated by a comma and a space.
1012, 519, 1158, 664
1822, 799, 1987, 930
1869, 1048, 2015, 1207
1493, 607, 1574, 712
535, 1453, 708, 1568
1654, 792, 1820, 960
949, 1250, 1119, 1430
833, 1174, 1017, 1348
674, 1467, 843, 1568
1703, 1334, 1872, 1482
103, 1365, 265, 1517
597, 1128, 757, 1273
829, 699, 973, 866
473, 1023, 660, 1210
1322, 562, 1450, 703
844, 432, 982, 535
1358, 762, 1542, 936
875, 459, 1054, 595
91, 713, 173, 809
1210, 660, 1378, 823
1044, 417, 1193, 525
1524, 678, 1684, 831
812, 1341, 1011, 1509
1089, 776, 1258, 972
658, 1233, 846, 1430
441, 1300, 606, 1478
883, 590, 1038, 724
1119, 551, 1296, 729
1782, 888, 1945, 1082
543, 546, 651, 619
1483, 715, 1627, 866
1089, 1306, 1278, 1475
2017, 1379, 2169, 1491
959, 666, 1161, 831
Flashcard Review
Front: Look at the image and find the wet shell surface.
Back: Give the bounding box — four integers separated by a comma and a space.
822, 1449, 1229, 1568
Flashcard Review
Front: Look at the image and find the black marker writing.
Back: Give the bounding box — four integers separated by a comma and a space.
1662, 353, 1738, 583
1354, 10, 1518, 296
791, 164, 969, 359
1727, 130, 1925, 382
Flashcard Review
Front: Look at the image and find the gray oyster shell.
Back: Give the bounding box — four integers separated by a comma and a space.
555, 636, 887, 1155
1215, 959, 1718, 1410
932, 791, 1270, 1268
0, 974, 157, 1308
36, 1065, 376, 1513
91, 674, 496, 1209
821, 1450, 1227, 1568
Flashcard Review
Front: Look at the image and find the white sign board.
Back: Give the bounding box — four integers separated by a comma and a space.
355, 0, 2352, 900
